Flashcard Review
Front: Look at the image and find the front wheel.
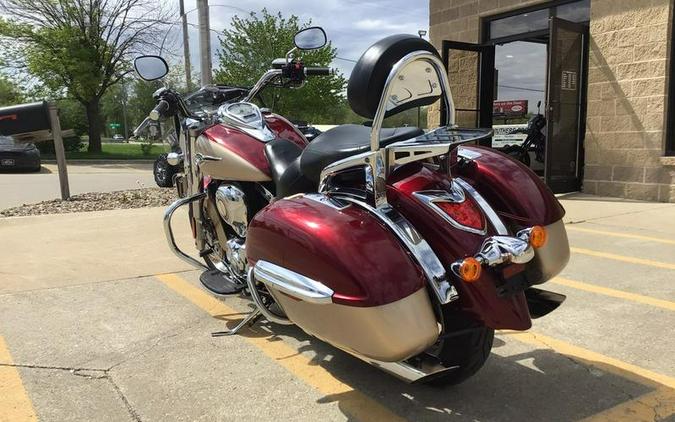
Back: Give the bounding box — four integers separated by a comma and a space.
429, 313, 494, 386
154, 153, 176, 188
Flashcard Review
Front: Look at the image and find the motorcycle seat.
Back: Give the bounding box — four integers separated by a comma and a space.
299, 124, 423, 183
265, 124, 423, 198
264, 139, 315, 198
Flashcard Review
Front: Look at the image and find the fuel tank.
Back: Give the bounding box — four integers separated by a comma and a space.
246, 194, 439, 362
196, 113, 308, 182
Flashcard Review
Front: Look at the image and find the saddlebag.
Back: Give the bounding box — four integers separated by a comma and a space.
246, 194, 439, 362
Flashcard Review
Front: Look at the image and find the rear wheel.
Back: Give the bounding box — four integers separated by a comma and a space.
429, 312, 494, 386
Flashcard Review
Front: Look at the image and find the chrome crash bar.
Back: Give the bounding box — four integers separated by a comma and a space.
163, 192, 208, 270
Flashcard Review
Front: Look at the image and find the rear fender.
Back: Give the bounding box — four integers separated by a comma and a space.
387, 163, 532, 330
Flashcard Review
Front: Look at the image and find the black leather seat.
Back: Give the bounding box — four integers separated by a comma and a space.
300, 124, 423, 183
264, 139, 314, 198
265, 125, 423, 198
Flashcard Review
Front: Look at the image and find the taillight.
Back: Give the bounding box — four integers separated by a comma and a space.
434, 197, 485, 231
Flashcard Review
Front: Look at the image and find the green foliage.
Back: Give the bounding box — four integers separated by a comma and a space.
0, 0, 171, 152
0, 75, 24, 106
214, 9, 347, 124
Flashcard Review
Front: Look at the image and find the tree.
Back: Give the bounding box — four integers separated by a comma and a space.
0, 0, 172, 152
214, 9, 347, 124
0, 74, 24, 106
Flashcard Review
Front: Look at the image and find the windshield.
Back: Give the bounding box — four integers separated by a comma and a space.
183, 85, 249, 116
0, 136, 17, 146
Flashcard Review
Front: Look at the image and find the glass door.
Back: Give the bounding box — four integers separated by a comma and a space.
441, 40, 495, 144
545, 17, 587, 193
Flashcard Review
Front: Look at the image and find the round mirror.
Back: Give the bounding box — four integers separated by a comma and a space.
294, 27, 327, 50
134, 56, 169, 81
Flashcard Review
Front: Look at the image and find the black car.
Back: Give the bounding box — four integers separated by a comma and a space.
0, 136, 41, 172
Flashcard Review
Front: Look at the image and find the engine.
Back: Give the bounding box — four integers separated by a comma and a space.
214, 184, 249, 277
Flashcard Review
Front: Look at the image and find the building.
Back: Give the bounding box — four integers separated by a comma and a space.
429, 0, 675, 202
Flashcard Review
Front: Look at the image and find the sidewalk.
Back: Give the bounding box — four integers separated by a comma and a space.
0, 162, 155, 210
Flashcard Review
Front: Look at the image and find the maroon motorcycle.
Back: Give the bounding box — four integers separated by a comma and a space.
133, 27, 570, 385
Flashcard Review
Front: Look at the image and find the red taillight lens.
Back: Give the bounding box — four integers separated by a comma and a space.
434, 198, 485, 231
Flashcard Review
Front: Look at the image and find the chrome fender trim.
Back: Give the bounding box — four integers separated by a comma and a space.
476, 236, 535, 267
335, 196, 458, 305
454, 177, 508, 235
163, 192, 208, 270
253, 260, 334, 305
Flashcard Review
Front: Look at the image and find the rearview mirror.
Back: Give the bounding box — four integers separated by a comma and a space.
134, 55, 169, 81
294, 27, 327, 50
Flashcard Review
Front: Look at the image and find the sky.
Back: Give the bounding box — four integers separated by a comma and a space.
174, 0, 430, 79
172, 1, 545, 113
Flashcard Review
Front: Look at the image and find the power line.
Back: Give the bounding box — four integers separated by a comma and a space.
335, 56, 358, 63
498, 84, 544, 93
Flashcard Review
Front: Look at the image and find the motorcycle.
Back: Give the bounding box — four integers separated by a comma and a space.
133, 27, 570, 385
502, 100, 547, 167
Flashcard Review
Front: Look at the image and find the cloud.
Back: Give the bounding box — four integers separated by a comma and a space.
172, 0, 428, 78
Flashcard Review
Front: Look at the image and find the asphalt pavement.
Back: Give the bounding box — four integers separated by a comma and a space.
0, 194, 673, 421
0, 162, 156, 210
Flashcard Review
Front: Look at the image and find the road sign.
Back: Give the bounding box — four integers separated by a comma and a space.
109, 123, 121, 129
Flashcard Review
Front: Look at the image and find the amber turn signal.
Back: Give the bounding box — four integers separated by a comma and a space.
459, 257, 482, 282
529, 225, 547, 248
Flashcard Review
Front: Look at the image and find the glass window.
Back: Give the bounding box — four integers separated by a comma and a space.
489, 9, 549, 40
556, 0, 590, 23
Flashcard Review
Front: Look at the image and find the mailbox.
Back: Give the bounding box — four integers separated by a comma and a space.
0, 101, 51, 139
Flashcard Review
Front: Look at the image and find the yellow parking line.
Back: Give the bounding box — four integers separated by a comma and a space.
550, 277, 675, 312
567, 226, 675, 246
580, 388, 675, 422
503, 331, 675, 390
0, 336, 38, 422
156, 273, 405, 422
571, 247, 675, 270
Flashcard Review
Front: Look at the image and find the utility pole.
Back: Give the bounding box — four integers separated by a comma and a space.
179, 0, 193, 91
196, 0, 213, 86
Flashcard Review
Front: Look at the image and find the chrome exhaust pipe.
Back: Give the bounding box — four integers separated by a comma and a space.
350, 353, 459, 384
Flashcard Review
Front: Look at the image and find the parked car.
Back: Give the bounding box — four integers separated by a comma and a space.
112, 134, 125, 142
0, 136, 41, 172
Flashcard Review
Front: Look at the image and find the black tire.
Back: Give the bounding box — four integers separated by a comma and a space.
502, 145, 531, 167
154, 153, 175, 188
428, 312, 495, 386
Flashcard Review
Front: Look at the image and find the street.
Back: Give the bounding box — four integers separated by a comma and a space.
0, 194, 673, 421
0, 163, 155, 210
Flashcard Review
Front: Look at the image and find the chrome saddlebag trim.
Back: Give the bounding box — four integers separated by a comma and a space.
334, 196, 458, 305
253, 260, 334, 305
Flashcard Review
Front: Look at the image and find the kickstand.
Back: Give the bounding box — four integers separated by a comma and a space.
211, 309, 262, 337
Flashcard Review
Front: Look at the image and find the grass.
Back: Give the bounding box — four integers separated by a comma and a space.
43, 143, 169, 160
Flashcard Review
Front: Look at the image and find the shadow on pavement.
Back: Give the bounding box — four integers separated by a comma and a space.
214, 309, 656, 421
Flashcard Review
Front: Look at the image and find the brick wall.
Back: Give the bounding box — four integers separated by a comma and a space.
429, 0, 675, 202
584, 0, 675, 201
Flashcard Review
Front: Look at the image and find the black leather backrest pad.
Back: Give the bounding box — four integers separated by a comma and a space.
347, 34, 440, 119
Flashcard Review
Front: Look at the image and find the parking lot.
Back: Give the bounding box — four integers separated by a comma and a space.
0, 194, 674, 422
